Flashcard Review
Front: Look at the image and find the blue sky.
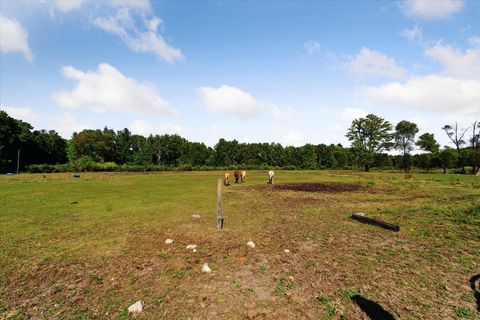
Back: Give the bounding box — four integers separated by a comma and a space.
1, 0, 479, 149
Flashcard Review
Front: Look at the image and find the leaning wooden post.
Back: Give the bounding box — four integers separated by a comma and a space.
216, 179, 224, 230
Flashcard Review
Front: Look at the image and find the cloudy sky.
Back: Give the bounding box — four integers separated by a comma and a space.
0, 0, 479, 148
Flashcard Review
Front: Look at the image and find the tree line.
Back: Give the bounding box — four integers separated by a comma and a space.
1, 110, 478, 174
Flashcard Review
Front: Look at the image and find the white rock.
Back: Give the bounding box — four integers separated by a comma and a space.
355, 212, 365, 216
128, 300, 144, 313
284, 249, 290, 253
165, 239, 174, 244
246, 241, 255, 248
186, 244, 197, 250
193, 249, 197, 253
202, 263, 211, 273
192, 214, 201, 219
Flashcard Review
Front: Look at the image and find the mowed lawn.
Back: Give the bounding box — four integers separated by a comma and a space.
1, 171, 479, 319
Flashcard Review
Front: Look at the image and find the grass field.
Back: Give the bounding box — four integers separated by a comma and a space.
1, 170, 479, 319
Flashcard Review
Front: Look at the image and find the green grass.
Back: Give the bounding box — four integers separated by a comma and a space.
0, 170, 479, 319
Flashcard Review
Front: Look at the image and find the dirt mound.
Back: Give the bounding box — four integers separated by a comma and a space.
273, 182, 365, 193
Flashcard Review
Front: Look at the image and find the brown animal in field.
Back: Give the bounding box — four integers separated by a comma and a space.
241, 170, 246, 182
224, 172, 230, 186
234, 170, 242, 183
268, 170, 275, 184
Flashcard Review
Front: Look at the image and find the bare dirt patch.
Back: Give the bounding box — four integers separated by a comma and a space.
271, 182, 366, 193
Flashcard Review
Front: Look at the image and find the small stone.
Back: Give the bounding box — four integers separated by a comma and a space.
202, 263, 211, 273
186, 244, 197, 250
165, 239, 174, 244
128, 300, 144, 313
284, 249, 290, 253
355, 212, 365, 216
246, 241, 255, 249
193, 249, 197, 253
192, 215, 201, 219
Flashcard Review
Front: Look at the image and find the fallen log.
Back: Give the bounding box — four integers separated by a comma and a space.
351, 213, 400, 232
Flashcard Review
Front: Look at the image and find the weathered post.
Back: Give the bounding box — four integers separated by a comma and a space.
16, 148, 20, 174
216, 179, 223, 230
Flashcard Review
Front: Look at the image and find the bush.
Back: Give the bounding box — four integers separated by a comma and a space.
26, 164, 55, 173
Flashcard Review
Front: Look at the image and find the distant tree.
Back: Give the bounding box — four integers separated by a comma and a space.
213, 139, 239, 166
394, 120, 419, 172
438, 147, 458, 174
416, 133, 440, 173
297, 144, 318, 169
71, 128, 115, 162
114, 128, 133, 164
470, 120, 479, 175
269, 143, 286, 167
0, 111, 25, 172
150, 134, 187, 166
316, 144, 331, 168
373, 153, 392, 169
181, 142, 212, 166
0, 111, 67, 172
346, 114, 393, 172
442, 123, 469, 173
130, 134, 150, 165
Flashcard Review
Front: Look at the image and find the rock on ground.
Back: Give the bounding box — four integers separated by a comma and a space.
165, 239, 174, 244
202, 263, 211, 273
192, 214, 201, 219
186, 244, 197, 250
128, 300, 144, 313
246, 241, 255, 249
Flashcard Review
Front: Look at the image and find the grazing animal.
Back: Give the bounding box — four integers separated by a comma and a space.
241, 170, 246, 182
234, 170, 242, 183
224, 172, 230, 186
268, 170, 275, 184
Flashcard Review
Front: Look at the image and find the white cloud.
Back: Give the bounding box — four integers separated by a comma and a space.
0, 106, 40, 123
469, 36, 480, 47
304, 40, 320, 55
93, 8, 182, 63
110, 0, 151, 12
271, 105, 297, 123
346, 47, 407, 79
49, 112, 91, 138
0, 16, 34, 61
281, 129, 305, 147
48, 0, 150, 13
363, 75, 480, 114
52, 63, 175, 115
340, 107, 369, 122
53, 0, 85, 12
130, 119, 184, 136
197, 85, 262, 118
425, 43, 480, 79
400, 0, 464, 19
400, 25, 422, 42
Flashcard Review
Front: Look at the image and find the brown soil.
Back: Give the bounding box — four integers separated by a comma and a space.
271, 182, 366, 193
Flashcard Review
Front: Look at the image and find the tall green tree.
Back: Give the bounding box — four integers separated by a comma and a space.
113, 128, 133, 164
394, 120, 419, 172
346, 114, 393, 172
416, 133, 439, 172
439, 147, 458, 174
442, 123, 469, 173
72, 128, 115, 162
470, 120, 479, 175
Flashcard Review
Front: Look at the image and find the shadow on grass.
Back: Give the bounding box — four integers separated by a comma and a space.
471, 274, 480, 311
352, 295, 396, 320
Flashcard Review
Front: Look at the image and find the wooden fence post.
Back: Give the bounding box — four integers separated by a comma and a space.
216, 179, 223, 230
